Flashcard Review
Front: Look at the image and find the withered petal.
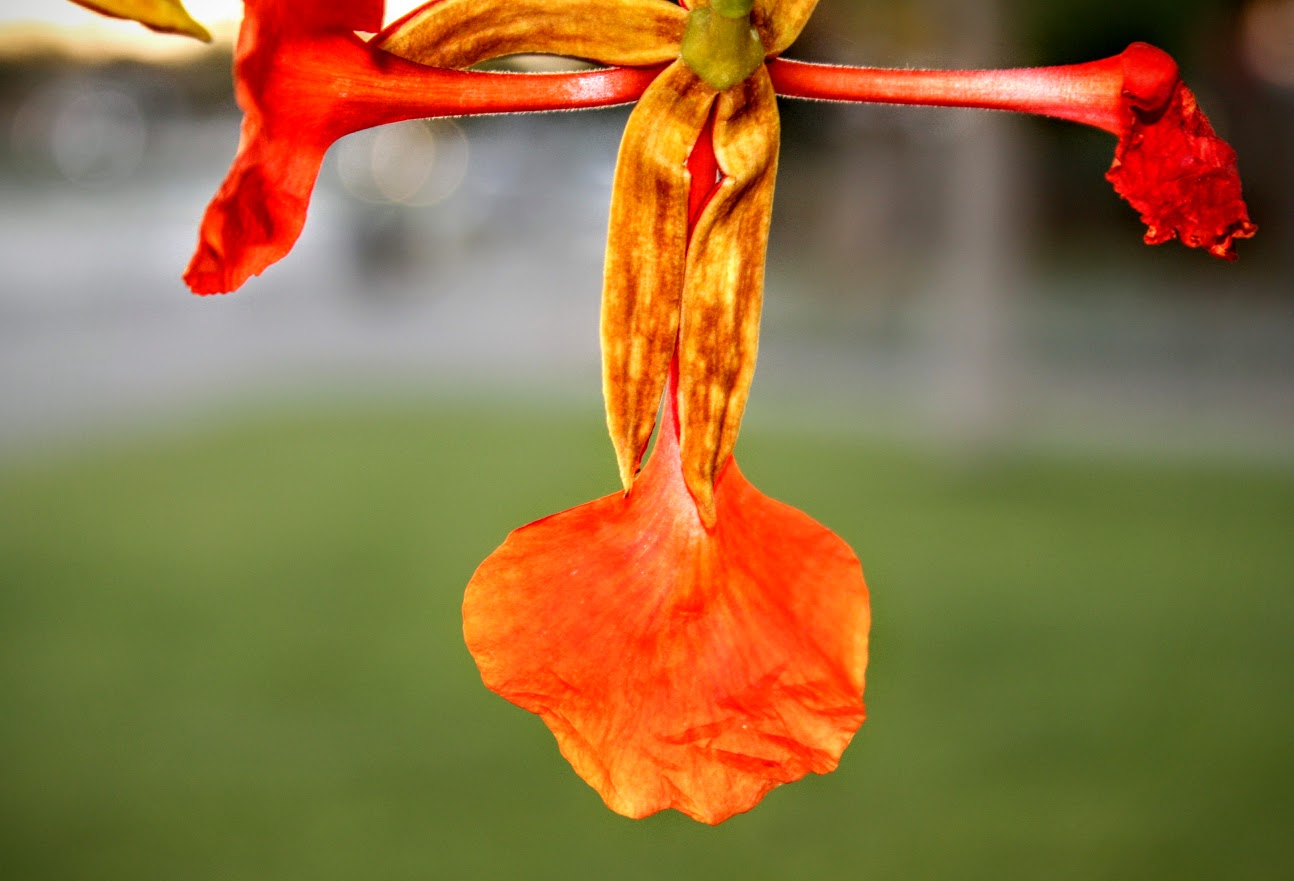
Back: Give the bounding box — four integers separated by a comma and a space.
752, 0, 818, 56
377, 0, 685, 70
602, 62, 717, 491
677, 67, 779, 524
1106, 44, 1257, 261
464, 371, 869, 824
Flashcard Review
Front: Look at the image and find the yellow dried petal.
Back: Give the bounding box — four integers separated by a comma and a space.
69, 0, 211, 41
378, 0, 685, 70
752, 0, 817, 56
603, 61, 718, 492
677, 66, 779, 524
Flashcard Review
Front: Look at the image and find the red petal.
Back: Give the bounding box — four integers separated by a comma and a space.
1106, 43, 1257, 260
464, 379, 869, 824
184, 0, 659, 294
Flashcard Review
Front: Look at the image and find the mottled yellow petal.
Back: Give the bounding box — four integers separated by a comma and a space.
603, 61, 718, 492
752, 0, 817, 56
378, 0, 685, 69
677, 66, 779, 524
69, 0, 211, 41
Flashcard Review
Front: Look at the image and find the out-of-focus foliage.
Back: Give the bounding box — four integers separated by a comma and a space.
2, 404, 1291, 880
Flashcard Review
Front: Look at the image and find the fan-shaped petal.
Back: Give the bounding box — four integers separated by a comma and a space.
464, 372, 869, 824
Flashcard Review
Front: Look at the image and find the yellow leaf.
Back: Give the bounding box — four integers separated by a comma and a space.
69, 0, 212, 42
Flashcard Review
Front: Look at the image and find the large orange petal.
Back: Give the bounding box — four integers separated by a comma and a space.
464, 370, 869, 824
377, 0, 685, 69
602, 62, 717, 491
677, 67, 779, 523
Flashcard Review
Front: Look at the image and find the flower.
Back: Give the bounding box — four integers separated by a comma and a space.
377, 0, 1256, 822
184, 0, 1256, 823
388, 0, 869, 824
68, 0, 212, 42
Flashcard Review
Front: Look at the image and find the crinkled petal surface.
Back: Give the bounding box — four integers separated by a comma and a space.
1106, 43, 1256, 260
70, 0, 211, 41
464, 378, 869, 824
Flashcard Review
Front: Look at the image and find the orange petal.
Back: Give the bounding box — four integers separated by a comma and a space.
752, 0, 818, 56
377, 0, 685, 69
464, 369, 869, 824
69, 0, 211, 41
677, 67, 779, 524
1105, 43, 1257, 260
602, 62, 717, 490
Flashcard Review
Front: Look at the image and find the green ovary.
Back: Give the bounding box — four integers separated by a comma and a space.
680, 1, 764, 91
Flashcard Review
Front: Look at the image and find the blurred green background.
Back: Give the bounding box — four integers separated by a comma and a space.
2, 404, 1292, 880
2, 0, 1293, 879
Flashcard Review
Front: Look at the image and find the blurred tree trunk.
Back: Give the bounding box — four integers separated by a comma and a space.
927, 0, 1027, 450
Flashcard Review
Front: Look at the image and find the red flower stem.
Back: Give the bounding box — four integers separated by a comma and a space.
340, 49, 664, 123
767, 54, 1134, 135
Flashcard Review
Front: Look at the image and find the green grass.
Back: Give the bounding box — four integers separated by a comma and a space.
2, 401, 1291, 881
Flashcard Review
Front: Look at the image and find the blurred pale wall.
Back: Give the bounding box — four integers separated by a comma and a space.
1, 0, 1289, 460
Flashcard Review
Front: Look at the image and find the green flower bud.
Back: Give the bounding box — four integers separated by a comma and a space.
681, 3, 764, 92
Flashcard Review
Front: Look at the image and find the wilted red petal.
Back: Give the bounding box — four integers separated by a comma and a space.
464, 371, 869, 824
1106, 43, 1257, 260
768, 42, 1256, 259
184, 0, 659, 294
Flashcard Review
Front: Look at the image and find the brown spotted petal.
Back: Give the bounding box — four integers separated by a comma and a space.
678, 66, 779, 524
752, 0, 818, 56
603, 62, 719, 492
377, 0, 685, 69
